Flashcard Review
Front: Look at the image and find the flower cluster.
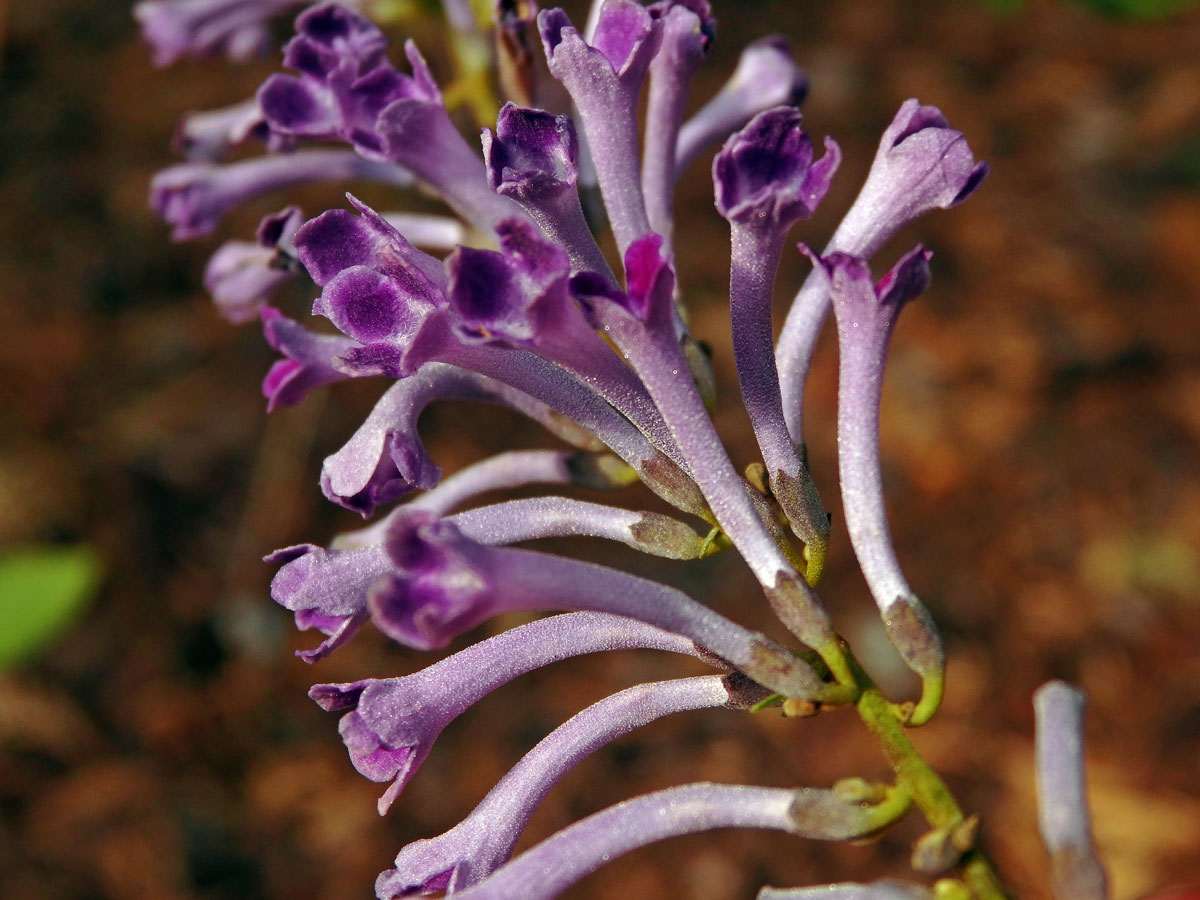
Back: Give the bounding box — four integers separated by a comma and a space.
144, 2, 1109, 899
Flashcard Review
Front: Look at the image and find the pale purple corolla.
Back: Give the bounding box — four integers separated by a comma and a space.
173, 97, 266, 161
675, 35, 808, 178
381, 674, 763, 894
538, 0, 661, 255
135, 0, 313, 66
641, 0, 715, 246
205, 205, 303, 323
1034, 682, 1109, 900
804, 246, 944, 724
714, 107, 839, 575
150, 149, 412, 240
382, 781, 907, 900
777, 99, 988, 442
310, 613, 704, 814
260, 305, 358, 410
367, 509, 825, 698
316, 364, 605, 517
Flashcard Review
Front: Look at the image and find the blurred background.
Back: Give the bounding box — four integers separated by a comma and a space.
2, 0, 1199, 898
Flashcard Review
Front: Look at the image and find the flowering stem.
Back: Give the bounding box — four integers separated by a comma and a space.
849, 658, 1011, 900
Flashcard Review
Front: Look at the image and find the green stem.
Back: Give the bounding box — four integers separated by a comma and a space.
850, 655, 1012, 899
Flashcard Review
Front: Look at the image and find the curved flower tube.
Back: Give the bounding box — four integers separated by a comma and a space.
714, 108, 839, 577
368, 510, 826, 699
151, 149, 412, 240
318, 364, 604, 517
309, 613, 705, 813
385, 674, 761, 894
805, 246, 944, 723
641, 0, 714, 246
382, 781, 907, 900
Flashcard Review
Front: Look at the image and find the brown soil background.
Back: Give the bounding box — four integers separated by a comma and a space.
2, 1, 1199, 898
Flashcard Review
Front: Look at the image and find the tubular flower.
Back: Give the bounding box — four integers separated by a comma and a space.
138, 3, 1021, 898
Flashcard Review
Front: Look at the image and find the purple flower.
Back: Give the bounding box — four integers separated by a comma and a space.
1034, 682, 1109, 900
675, 36, 809, 177
483, 104, 579, 204
260, 306, 359, 411
318, 364, 609, 517
204, 206, 303, 323
266, 541, 384, 661
274, 467, 682, 660
713, 108, 839, 231
482, 105, 611, 276
713, 108, 840, 577
257, 3, 414, 154
134, 0, 310, 67
296, 200, 451, 378
385, 675, 753, 893
777, 99, 987, 444
539, 1, 663, 253
385, 782, 907, 900
446, 218, 579, 348
173, 97, 266, 162
367, 508, 825, 699
259, 4, 524, 232
310, 613, 702, 812
574, 232, 676, 332
641, 0, 715, 243
150, 149, 412, 240
828, 100, 989, 259
805, 246, 943, 723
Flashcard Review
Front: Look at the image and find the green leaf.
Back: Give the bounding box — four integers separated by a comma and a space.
0, 545, 103, 669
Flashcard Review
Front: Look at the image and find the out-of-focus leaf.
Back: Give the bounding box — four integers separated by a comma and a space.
0, 545, 102, 668
1073, 0, 1199, 18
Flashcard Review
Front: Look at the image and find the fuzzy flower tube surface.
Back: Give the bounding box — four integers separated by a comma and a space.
141, 2, 1110, 899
